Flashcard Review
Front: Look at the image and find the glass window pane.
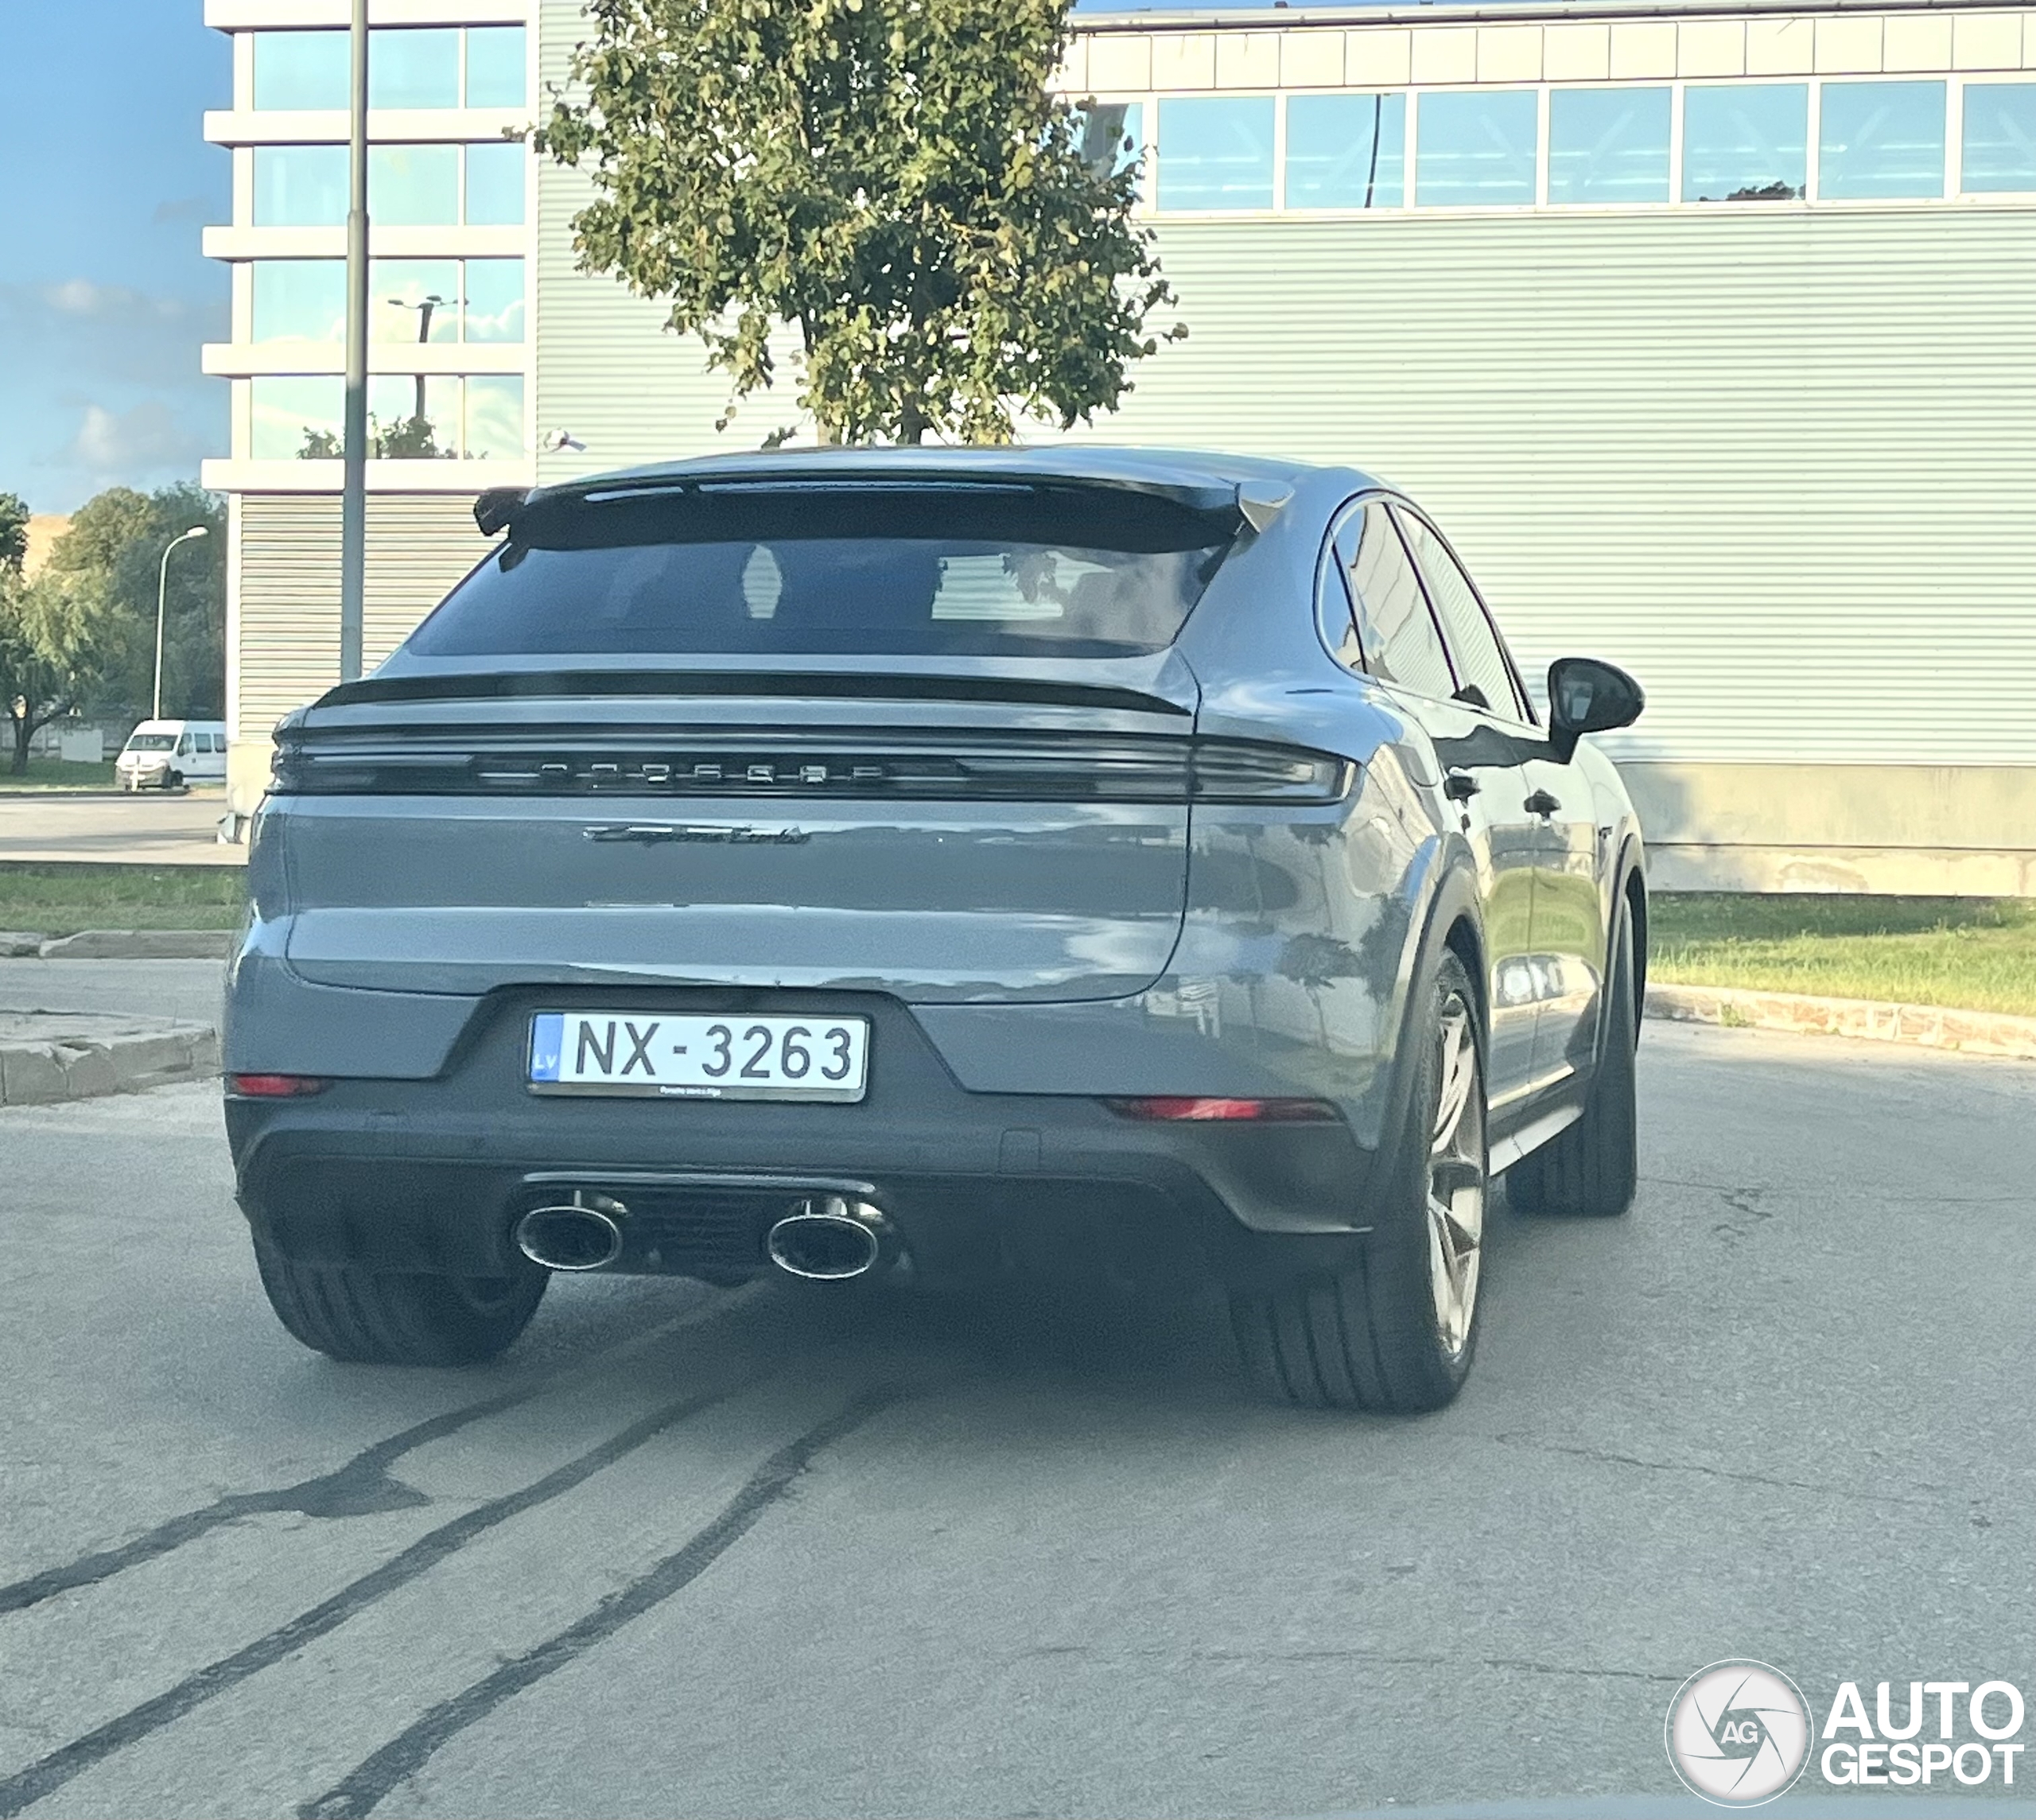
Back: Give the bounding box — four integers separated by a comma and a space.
1548, 87, 1670, 204
460, 259, 526, 343
1286, 93, 1406, 209
1682, 84, 1807, 200
373, 261, 461, 344
1962, 83, 2036, 191
252, 31, 348, 110
464, 26, 528, 108
1820, 80, 1945, 199
1339, 504, 1455, 699
463, 375, 527, 459
251, 261, 345, 342
252, 376, 344, 460
253, 146, 348, 226
368, 144, 460, 225
370, 375, 460, 458
1415, 91, 1538, 207
1396, 511, 1525, 720
1156, 96, 1275, 211
1074, 101, 1144, 178
369, 28, 460, 110
463, 142, 527, 224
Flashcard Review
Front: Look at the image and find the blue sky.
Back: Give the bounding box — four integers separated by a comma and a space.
0, 0, 1271, 515
0, 2, 231, 514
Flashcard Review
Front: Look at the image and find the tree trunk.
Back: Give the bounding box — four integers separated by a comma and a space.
10, 715, 32, 776
898, 396, 927, 445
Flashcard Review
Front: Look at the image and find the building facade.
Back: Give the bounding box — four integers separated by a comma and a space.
202, 0, 2036, 890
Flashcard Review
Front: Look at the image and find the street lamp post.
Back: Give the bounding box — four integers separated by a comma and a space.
154, 527, 209, 722
387, 293, 448, 420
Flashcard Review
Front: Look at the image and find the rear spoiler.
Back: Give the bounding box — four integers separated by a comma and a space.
315, 668, 1194, 718
471, 474, 1292, 540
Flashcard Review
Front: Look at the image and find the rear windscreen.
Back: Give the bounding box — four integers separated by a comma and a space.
406, 484, 1234, 660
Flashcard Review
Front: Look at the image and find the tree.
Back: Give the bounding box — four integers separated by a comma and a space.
0, 484, 227, 770
0, 565, 136, 774
534, 0, 1183, 445
0, 492, 27, 576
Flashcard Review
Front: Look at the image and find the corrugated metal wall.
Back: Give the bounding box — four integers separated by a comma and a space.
533, 67, 2036, 768
236, 495, 492, 741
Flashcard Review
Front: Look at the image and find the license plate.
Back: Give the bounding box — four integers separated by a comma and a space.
527, 1012, 870, 1101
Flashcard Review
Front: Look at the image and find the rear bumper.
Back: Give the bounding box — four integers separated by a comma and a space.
225, 989, 1382, 1290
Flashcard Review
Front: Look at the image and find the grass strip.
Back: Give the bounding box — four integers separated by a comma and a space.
0, 863, 247, 935
1651, 893, 2036, 1019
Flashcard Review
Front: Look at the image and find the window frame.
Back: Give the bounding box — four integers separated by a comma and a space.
1387, 503, 1539, 727
1316, 494, 1465, 706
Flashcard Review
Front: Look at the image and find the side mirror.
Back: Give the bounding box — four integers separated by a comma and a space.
1547, 657, 1643, 761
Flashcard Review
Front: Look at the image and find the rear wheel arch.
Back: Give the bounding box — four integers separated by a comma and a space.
1622, 860, 1648, 1017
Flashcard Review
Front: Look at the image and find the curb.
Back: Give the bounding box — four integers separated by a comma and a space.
0, 930, 235, 960
0, 1013, 220, 1107
1645, 983, 2036, 1061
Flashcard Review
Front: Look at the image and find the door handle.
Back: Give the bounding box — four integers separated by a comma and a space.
1523, 788, 1562, 817
1443, 771, 1481, 803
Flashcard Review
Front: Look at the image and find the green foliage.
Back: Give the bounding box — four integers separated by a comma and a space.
1651, 893, 2036, 1017
0, 484, 224, 773
534, 0, 1183, 445
298, 414, 452, 459
0, 493, 27, 575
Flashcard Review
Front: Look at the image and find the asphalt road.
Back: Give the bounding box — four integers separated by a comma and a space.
3, 1025, 2034, 1820
0, 792, 240, 867
0, 959, 224, 1029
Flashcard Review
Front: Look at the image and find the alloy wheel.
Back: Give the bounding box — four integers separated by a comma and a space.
1426, 991, 1486, 1357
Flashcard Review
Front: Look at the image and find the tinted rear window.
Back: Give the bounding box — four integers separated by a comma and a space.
406, 484, 1234, 660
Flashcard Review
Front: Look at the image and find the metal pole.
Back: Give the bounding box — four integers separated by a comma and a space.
154, 527, 208, 723
339, 0, 370, 682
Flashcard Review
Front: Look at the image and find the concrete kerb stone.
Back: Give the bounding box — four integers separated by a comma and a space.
1645, 984, 2036, 1061
33, 930, 236, 960
0, 1013, 221, 1107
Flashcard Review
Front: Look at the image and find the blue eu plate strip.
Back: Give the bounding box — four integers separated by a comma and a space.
528, 1013, 565, 1082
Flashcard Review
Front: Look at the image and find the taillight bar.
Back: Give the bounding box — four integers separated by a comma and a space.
267, 734, 1353, 807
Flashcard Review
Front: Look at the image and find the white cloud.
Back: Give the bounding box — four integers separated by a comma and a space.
60, 401, 208, 480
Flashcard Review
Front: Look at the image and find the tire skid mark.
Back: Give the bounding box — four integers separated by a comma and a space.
0, 1289, 762, 1617
298, 1386, 903, 1820
0, 1366, 775, 1820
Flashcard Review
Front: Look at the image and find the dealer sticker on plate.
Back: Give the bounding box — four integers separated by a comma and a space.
528, 1012, 870, 1101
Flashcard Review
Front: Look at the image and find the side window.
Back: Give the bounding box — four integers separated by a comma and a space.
1318, 509, 1366, 672
177, 733, 193, 757
1336, 503, 1457, 701
1395, 510, 1528, 721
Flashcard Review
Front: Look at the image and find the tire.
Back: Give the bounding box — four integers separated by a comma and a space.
1230, 949, 1489, 1414
1506, 903, 1639, 1219
167, 770, 185, 791
253, 1242, 547, 1366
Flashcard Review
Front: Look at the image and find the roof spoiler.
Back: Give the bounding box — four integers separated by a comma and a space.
506, 468, 1288, 536
473, 485, 530, 537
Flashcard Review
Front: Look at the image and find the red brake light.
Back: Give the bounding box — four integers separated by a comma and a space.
227, 1073, 331, 1098
1103, 1096, 1338, 1122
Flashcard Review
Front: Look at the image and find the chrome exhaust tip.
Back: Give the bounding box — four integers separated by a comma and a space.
765, 1196, 892, 1282
515, 1192, 626, 1272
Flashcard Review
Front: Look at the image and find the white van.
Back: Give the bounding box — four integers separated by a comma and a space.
116, 719, 229, 791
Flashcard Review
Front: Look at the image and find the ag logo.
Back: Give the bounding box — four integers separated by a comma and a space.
1666, 1660, 1812, 1806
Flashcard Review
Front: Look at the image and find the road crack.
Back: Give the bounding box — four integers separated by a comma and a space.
0, 1289, 761, 1617
1493, 1433, 1945, 1509
297, 1384, 904, 1820
0, 1367, 773, 1820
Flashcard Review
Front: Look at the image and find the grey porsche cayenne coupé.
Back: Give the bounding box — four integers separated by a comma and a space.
225, 447, 1647, 1413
